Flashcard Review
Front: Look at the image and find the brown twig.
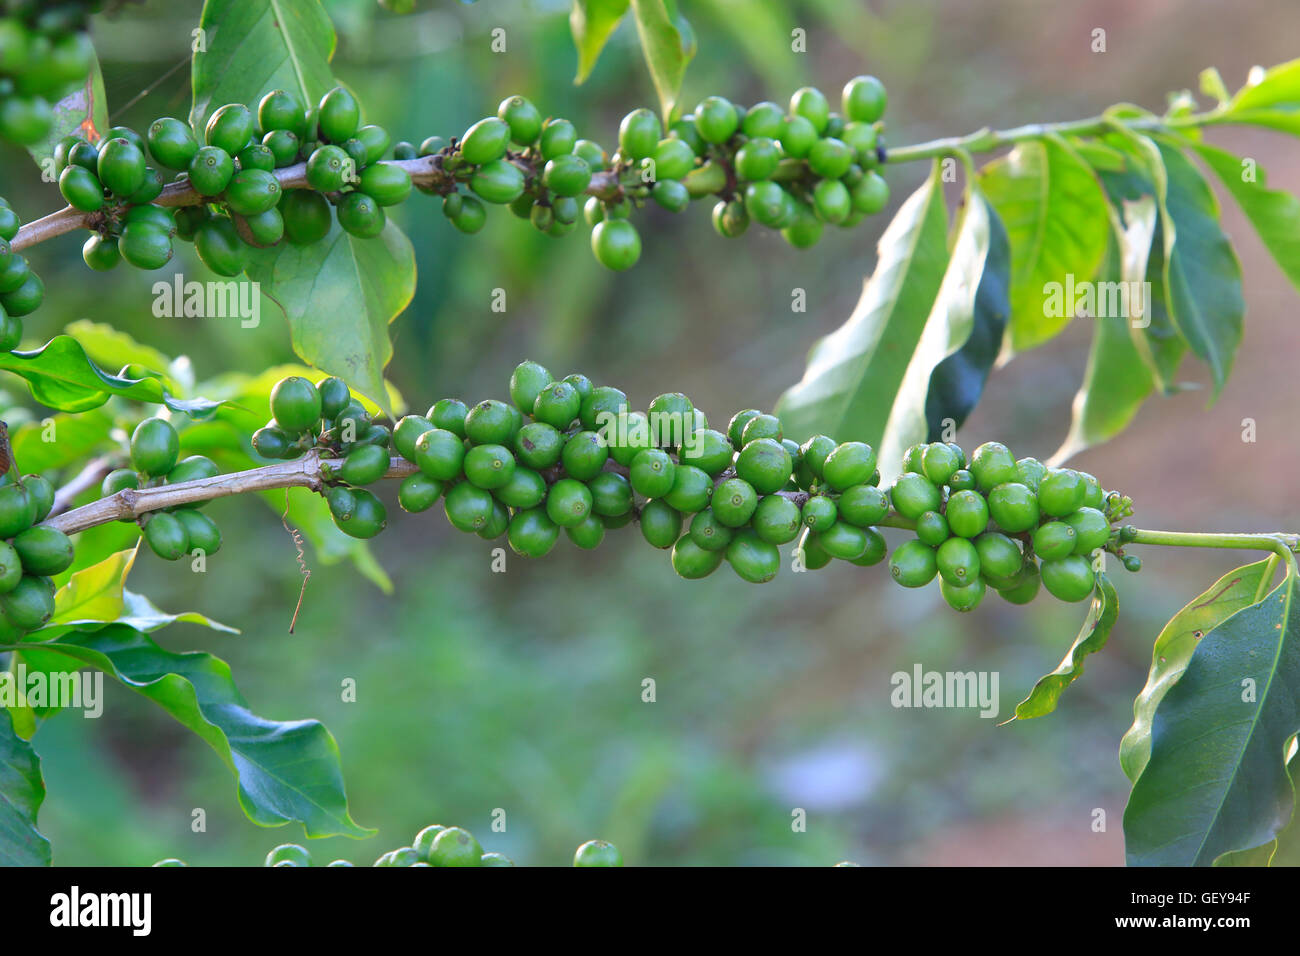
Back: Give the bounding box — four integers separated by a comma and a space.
11, 155, 627, 252
40, 449, 417, 535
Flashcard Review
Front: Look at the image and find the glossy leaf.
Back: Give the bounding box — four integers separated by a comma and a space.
190, 0, 337, 133
570, 0, 630, 83
629, 0, 695, 120
0, 706, 50, 866
27, 58, 107, 167
243, 221, 415, 417
1151, 139, 1244, 399
47, 548, 237, 635
14, 625, 373, 839
876, 190, 1003, 481
0, 336, 220, 417
62, 320, 178, 383
1120, 558, 1276, 781
1123, 563, 1300, 866
1089, 133, 1186, 391
1217, 749, 1300, 866
775, 163, 950, 448
1009, 573, 1118, 721
923, 197, 1010, 447
1193, 142, 1300, 294
977, 135, 1110, 352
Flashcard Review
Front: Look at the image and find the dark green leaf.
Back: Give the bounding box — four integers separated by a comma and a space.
1217, 749, 1300, 866
1009, 573, 1118, 721
775, 163, 950, 452
1089, 134, 1186, 390
1120, 558, 1276, 782
0, 705, 50, 866
1151, 139, 1244, 399
875, 190, 1005, 472
628, 0, 695, 120
244, 220, 414, 417
1123, 562, 1300, 866
1193, 142, 1300, 294
190, 0, 337, 133
923, 196, 1010, 443
27, 58, 108, 169
0, 336, 220, 416
977, 135, 1110, 352
13, 626, 373, 839
570, 0, 630, 84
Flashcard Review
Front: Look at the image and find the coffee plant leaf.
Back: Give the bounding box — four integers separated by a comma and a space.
0, 336, 221, 417
1089, 131, 1186, 392
776, 162, 950, 448
1149, 138, 1244, 400
1123, 562, 1300, 865
876, 189, 1007, 482
189, 0, 337, 134
1051, 201, 1158, 464
1220, 58, 1300, 136
977, 134, 1110, 353
570, 0, 630, 84
1192, 142, 1300, 294
62, 320, 180, 387
1217, 749, 1300, 867
27, 57, 107, 168
14, 625, 373, 838
45, 548, 237, 635
243, 221, 415, 418
0, 707, 50, 867
921, 195, 1010, 452
1120, 558, 1276, 781
628, 0, 695, 121
12, 408, 114, 474
1009, 573, 1118, 721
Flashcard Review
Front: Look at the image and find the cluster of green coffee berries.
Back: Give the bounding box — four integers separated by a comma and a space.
153, 824, 623, 867
245, 362, 1135, 595
0, 194, 38, 346
54, 84, 411, 280
884, 440, 1137, 612
0, 1, 98, 147
100, 417, 223, 562
37, 76, 891, 289
440, 74, 890, 269
0, 469, 69, 639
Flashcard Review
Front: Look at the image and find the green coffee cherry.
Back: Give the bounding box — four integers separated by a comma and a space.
726, 531, 779, 583
890, 539, 938, 588
591, 219, 641, 271
842, 75, 887, 123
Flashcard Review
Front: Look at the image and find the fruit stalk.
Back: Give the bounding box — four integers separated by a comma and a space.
10, 154, 626, 253
881, 108, 1221, 165
1126, 528, 1300, 558
41, 449, 417, 535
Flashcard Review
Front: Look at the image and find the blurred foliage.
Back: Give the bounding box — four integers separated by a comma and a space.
3, 0, 1297, 865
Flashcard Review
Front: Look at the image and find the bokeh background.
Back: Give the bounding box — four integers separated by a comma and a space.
3, 0, 1298, 865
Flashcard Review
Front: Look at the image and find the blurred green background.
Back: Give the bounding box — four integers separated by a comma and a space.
3, 0, 1298, 866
